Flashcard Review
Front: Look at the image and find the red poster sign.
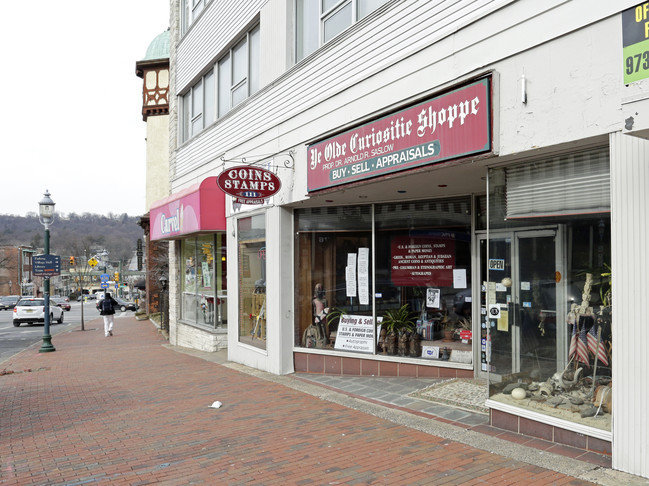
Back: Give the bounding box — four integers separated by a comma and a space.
391, 235, 455, 287
307, 78, 491, 191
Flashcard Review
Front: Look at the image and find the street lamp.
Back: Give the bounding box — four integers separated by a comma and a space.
38, 190, 56, 353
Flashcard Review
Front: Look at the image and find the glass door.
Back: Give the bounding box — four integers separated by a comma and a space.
479, 228, 562, 380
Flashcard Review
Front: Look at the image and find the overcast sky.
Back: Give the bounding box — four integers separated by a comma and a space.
1, 2, 169, 217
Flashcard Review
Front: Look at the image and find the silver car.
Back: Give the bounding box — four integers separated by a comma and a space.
13, 298, 64, 327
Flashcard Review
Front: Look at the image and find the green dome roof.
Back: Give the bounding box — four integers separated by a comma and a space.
142, 29, 169, 61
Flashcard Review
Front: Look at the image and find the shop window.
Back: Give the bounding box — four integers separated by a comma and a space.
296, 0, 391, 61
238, 215, 266, 350
180, 234, 227, 328
485, 155, 612, 432
294, 197, 473, 362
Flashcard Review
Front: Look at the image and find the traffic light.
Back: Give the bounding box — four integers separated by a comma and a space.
69, 256, 76, 266
114, 272, 119, 282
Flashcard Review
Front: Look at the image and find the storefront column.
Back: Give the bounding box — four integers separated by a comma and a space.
267, 206, 295, 375
168, 240, 180, 346
609, 131, 649, 478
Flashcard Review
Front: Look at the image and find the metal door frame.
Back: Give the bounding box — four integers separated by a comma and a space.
477, 226, 565, 380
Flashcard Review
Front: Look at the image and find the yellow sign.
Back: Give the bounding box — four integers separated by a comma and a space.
88, 258, 99, 267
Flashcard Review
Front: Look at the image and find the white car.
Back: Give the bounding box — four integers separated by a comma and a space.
13, 298, 64, 327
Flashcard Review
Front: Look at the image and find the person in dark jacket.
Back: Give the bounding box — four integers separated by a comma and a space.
97, 292, 118, 337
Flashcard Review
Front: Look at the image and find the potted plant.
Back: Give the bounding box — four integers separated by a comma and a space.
381, 304, 417, 355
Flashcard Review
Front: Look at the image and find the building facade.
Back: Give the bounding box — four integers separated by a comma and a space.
0, 246, 38, 297
166, 0, 649, 477
136, 30, 171, 319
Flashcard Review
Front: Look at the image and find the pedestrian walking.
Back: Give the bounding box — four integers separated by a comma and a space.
97, 292, 118, 337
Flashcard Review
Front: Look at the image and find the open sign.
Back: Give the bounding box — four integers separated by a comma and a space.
217, 165, 281, 203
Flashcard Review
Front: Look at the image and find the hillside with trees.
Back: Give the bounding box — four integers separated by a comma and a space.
0, 212, 144, 264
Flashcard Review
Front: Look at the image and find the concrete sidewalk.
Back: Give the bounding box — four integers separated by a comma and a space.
0, 317, 644, 485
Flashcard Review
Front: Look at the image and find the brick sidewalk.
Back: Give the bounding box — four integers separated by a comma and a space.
0, 318, 628, 485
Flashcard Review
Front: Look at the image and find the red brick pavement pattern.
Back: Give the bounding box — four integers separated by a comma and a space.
0, 319, 596, 485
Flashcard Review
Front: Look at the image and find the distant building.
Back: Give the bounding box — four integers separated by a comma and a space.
136, 29, 171, 319
0, 245, 38, 296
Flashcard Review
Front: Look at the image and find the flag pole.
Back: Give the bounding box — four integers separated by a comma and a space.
591, 325, 602, 396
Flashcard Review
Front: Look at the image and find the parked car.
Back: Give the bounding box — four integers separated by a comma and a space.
114, 297, 137, 312
51, 297, 71, 311
77, 294, 97, 302
13, 298, 64, 327
96, 296, 137, 312
0, 295, 20, 311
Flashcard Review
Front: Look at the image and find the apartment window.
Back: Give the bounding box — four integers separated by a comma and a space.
219, 26, 260, 117
296, 0, 390, 61
180, 26, 259, 142
181, 69, 215, 141
181, 0, 207, 34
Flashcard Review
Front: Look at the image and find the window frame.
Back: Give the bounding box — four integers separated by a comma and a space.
180, 25, 260, 143
296, 0, 389, 61
181, 0, 208, 35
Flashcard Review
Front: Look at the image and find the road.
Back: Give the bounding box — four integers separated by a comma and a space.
0, 300, 134, 363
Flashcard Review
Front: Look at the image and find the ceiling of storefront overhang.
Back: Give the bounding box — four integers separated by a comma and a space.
291, 157, 491, 208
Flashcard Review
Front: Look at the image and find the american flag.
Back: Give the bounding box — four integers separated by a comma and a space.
587, 324, 609, 366
568, 321, 577, 359
576, 323, 590, 367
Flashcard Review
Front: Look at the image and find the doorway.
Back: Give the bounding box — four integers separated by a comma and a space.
478, 228, 565, 381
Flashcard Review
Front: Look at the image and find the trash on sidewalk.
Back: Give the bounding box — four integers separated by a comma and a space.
209, 400, 223, 409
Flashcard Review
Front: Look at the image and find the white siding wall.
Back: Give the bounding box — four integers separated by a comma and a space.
259, 0, 291, 85
172, 0, 636, 195
176, 0, 265, 91
610, 131, 649, 478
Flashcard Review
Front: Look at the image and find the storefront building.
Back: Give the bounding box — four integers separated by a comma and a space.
169, 0, 649, 477
150, 177, 228, 350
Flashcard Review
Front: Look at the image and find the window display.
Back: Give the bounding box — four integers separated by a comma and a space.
180, 234, 227, 328
238, 215, 266, 350
294, 197, 473, 363
485, 150, 612, 432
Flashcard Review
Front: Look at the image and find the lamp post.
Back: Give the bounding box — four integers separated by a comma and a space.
38, 190, 56, 353
159, 275, 168, 332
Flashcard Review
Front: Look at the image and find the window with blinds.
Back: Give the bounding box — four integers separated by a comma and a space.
505, 147, 610, 219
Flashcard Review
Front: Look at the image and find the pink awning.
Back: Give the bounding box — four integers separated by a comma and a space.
150, 177, 226, 241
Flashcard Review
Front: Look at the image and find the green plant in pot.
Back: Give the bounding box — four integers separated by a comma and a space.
382, 304, 417, 355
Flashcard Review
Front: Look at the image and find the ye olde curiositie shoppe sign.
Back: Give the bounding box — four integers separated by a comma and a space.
307, 78, 492, 191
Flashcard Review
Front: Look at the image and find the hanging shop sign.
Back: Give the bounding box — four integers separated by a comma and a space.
307, 78, 491, 191
217, 166, 281, 204
390, 233, 456, 287
623, 2, 649, 83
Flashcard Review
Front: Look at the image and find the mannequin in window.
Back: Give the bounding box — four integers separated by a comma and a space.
312, 283, 329, 344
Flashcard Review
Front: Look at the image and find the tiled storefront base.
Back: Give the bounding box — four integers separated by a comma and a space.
490, 409, 612, 456
293, 351, 474, 379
